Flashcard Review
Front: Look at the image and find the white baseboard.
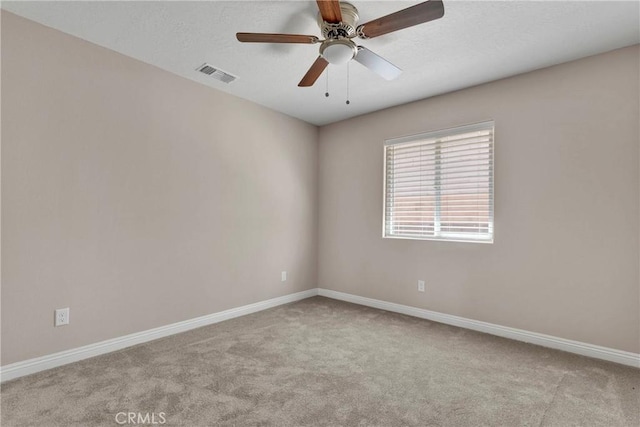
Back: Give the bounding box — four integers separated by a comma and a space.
0, 288, 319, 383
317, 288, 640, 368
2, 287, 637, 382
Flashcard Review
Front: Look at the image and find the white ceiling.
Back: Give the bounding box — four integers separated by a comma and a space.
3, 1, 639, 126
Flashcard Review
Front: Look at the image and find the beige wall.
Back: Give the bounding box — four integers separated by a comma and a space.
2, 10, 639, 367
1, 12, 318, 365
318, 46, 640, 353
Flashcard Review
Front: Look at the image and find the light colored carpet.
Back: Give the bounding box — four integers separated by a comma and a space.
1, 296, 639, 426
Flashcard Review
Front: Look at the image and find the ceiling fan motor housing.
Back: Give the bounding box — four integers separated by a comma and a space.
318, 2, 359, 39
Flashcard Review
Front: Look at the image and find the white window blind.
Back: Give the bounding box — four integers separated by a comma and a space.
383, 121, 494, 243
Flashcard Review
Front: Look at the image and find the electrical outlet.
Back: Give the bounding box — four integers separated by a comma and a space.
417, 280, 425, 292
55, 308, 70, 327
281, 271, 287, 282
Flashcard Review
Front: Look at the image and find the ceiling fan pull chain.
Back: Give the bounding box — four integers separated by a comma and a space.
346, 62, 351, 105
325, 67, 330, 97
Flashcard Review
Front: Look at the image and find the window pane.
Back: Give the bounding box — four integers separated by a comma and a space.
384, 122, 494, 243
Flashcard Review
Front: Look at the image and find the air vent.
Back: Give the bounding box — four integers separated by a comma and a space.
196, 63, 237, 83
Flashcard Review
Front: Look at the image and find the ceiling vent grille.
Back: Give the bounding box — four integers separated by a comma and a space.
196, 63, 237, 83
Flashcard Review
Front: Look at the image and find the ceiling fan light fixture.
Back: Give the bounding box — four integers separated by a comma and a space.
320, 39, 357, 65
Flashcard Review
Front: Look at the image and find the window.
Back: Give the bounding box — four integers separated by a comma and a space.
383, 121, 494, 243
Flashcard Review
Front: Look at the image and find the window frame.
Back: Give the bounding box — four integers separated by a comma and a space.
382, 121, 495, 244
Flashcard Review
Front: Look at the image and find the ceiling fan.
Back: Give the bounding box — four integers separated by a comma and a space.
236, 0, 445, 87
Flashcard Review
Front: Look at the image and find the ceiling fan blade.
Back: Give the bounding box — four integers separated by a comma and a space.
298, 56, 329, 87
236, 33, 319, 44
317, 0, 342, 24
354, 46, 402, 80
358, 0, 444, 39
